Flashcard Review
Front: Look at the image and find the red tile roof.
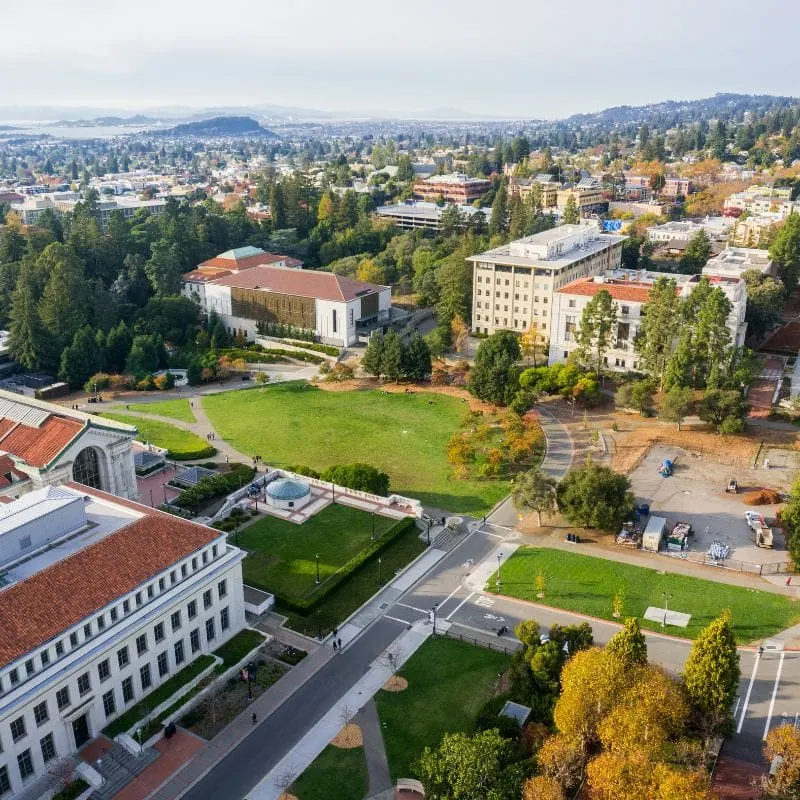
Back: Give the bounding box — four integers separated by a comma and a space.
0, 416, 84, 468
0, 455, 26, 487
183, 268, 233, 283
209, 265, 386, 302
198, 253, 302, 270
557, 277, 653, 303
0, 495, 220, 666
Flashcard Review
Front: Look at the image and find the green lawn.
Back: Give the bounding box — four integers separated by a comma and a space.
291, 745, 368, 800
490, 547, 800, 644
375, 637, 509, 780
212, 629, 266, 667
202, 382, 511, 513
118, 399, 197, 423
100, 412, 216, 460
279, 521, 426, 637
237, 503, 396, 601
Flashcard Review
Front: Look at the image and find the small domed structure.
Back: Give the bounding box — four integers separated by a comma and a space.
266, 477, 312, 510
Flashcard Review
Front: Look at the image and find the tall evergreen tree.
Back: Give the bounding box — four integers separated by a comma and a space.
380, 329, 404, 382
402, 333, 432, 380
575, 289, 617, 375
105, 321, 133, 373
361, 329, 384, 377
489, 181, 508, 235
145, 239, 182, 296
606, 617, 647, 666
8, 263, 46, 370
635, 276, 679, 388
60, 327, 102, 387
770, 212, 800, 289
680, 230, 713, 271
468, 330, 521, 405
562, 194, 580, 225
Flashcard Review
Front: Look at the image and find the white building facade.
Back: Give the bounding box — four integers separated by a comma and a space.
468, 223, 627, 340
0, 486, 246, 797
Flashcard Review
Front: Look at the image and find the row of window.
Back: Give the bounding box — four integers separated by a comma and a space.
0, 732, 55, 790
1, 547, 222, 695
1, 597, 229, 761
476, 303, 548, 317
479, 317, 548, 332
476, 291, 549, 305
475, 275, 551, 291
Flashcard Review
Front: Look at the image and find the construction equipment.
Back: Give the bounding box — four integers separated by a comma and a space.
754, 523, 774, 548
726, 479, 738, 494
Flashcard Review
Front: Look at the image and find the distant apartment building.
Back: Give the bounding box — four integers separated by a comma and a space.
468, 223, 626, 338
723, 185, 797, 218
662, 177, 693, 197
556, 184, 608, 217
412, 173, 491, 204
183, 263, 390, 347
730, 214, 782, 248
507, 175, 560, 208
702, 247, 775, 278
647, 217, 733, 245
549, 269, 748, 371
374, 202, 485, 231
624, 175, 692, 198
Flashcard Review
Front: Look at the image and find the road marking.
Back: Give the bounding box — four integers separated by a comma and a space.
383, 615, 412, 625
482, 531, 504, 539
737, 652, 760, 733
461, 559, 475, 569
733, 697, 741, 719
764, 652, 786, 740
395, 603, 428, 614
475, 596, 495, 608
446, 591, 475, 621
483, 613, 505, 622
437, 585, 465, 612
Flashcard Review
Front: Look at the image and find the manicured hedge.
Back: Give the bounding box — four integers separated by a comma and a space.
271, 517, 416, 613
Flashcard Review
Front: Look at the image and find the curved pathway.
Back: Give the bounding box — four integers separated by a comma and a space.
486, 405, 574, 528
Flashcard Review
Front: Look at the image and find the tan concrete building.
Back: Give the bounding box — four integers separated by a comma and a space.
468, 223, 627, 339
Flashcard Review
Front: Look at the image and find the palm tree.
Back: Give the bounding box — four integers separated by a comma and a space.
512, 466, 558, 527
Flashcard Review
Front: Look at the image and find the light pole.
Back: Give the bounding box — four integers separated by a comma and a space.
431, 604, 439, 637
149, 488, 154, 508
662, 592, 673, 628
377, 557, 382, 585
496, 553, 503, 589
371, 512, 376, 541
315, 553, 321, 585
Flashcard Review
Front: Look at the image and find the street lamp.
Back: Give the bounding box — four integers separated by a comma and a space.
496, 553, 503, 589
377, 557, 382, 585
371, 512, 376, 541
315, 553, 321, 585
662, 592, 673, 628
149, 488, 154, 508
431, 604, 439, 637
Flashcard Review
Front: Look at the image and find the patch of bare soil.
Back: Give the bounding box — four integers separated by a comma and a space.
382, 676, 408, 692
331, 722, 363, 749
741, 488, 783, 505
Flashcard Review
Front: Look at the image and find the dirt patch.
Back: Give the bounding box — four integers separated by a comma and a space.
331, 722, 363, 749
277, 794, 300, 800
741, 488, 783, 505
382, 675, 408, 692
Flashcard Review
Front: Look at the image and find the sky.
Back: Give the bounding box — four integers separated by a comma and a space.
2, 0, 799, 119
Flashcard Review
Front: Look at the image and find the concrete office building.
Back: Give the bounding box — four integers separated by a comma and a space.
468, 223, 627, 339
412, 173, 491, 204
374, 201, 485, 231
0, 485, 245, 797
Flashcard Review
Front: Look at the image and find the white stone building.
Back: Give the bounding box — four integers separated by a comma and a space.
647, 217, 733, 244
0, 393, 137, 501
702, 247, 775, 279
549, 269, 748, 372
0, 485, 246, 797
468, 222, 627, 340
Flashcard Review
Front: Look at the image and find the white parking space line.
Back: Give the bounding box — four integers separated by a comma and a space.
395, 603, 428, 614
436, 585, 465, 612
738, 653, 761, 734
482, 531, 505, 539
764, 652, 786, 740
383, 615, 412, 625
446, 591, 475, 621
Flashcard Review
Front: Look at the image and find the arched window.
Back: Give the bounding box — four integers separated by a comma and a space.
73, 448, 102, 490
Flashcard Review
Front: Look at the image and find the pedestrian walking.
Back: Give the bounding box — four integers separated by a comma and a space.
332, 640, 337, 652
337, 638, 342, 650
787, 576, 792, 586
251, 712, 257, 725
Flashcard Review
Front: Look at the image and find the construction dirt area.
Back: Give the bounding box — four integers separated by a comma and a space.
629, 444, 798, 566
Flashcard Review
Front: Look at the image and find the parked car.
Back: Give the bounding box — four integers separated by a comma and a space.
745, 510, 766, 530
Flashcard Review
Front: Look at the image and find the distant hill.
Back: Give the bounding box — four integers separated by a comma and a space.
562, 92, 800, 127
163, 116, 277, 137
51, 114, 157, 127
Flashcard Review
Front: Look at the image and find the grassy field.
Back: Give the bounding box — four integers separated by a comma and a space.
100, 412, 216, 460
489, 547, 800, 644
118, 399, 196, 423
202, 382, 511, 513
291, 745, 368, 800
237, 503, 396, 601
280, 522, 426, 637
375, 637, 509, 780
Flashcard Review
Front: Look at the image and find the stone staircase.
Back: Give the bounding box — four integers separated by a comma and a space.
431, 527, 462, 551
89, 742, 159, 800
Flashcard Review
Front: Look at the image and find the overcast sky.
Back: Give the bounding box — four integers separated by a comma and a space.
2, 0, 798, 118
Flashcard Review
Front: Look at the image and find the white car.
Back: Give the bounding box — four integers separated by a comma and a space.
745, 511, 766, 530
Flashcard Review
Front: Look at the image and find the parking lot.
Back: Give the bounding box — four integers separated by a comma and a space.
629, 444, 795, 565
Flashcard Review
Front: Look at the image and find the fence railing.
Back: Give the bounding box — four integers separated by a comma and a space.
441, 627, 521, 655
657, 548, 791, 576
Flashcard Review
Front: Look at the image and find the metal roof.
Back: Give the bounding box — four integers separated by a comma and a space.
0, 486, 82, 535
173, 466, 216, 487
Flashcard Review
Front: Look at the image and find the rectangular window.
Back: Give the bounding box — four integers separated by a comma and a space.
123, 599, 130, 614
188, 600, 197, 619
55, 641, 64, 658
0, 765, 10, 794
217, 579, 227, 599
97, 659, 111, 683
140, 664, 152, 691
9, 669, 18, 687
40, 650, 50, 668
170, 570, 177, 584
135, 592, 142, 607
202, 550, 208, 565
190, 629, 200, 653
10, 717, 26, 743
24, 659, 34, 677
122, 677, 134, 704
70, 632, 78, 648
97, 615, 105, 631
136, 634, 148, 656
332, 308, 337, 333
56, 687, 70, 711
17, 749, 34, 781
212, 545, 218, 558
147, 585, 154, 600
110, 607, 118, 623
40, 733, 56, 763
157, 652, 169, 678
174, 640, 185, 666
171, 611, 182, 632
117, 647, 130, 669
621, 305, 630, 315
158, 577, 165, 591
203, 590, 212, 610
181, 564, 188, 578
102, 690, 116, 718
83, 624, 92, 639
205, 618, 216, 642
77, 672, 91, 696
221, 607, 230, 632
154, 622, 165, 643
33, 702, 48, 727
191, 557, 197, 571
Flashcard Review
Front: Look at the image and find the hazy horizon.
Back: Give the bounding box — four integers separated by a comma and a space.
2, 0, 799, 119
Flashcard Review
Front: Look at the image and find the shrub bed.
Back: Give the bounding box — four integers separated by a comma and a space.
174, 465, 256, 511
220, 347, 324, 365
212, 629, 266, 667
52, 781, 89, 800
